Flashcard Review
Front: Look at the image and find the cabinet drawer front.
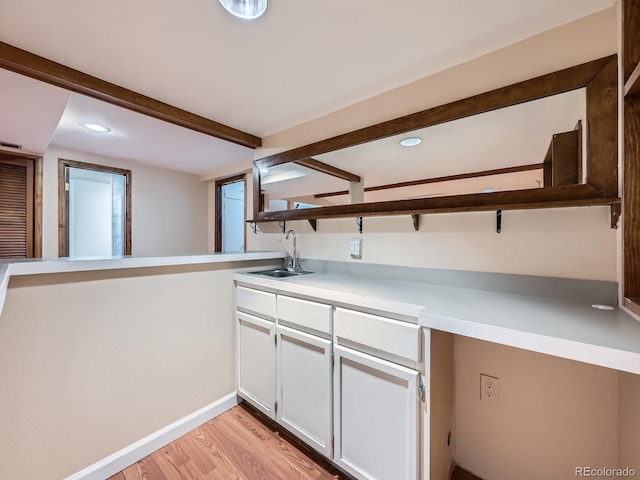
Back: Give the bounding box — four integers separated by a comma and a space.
335, 308, 420, 362
237, 286, 276, 320
277, 295, 333, 335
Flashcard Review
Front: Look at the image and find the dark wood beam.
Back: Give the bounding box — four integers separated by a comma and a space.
624, 80, 640, 298
586, 56, 618, 197
255, 56, 613, 170
294, 158, 361, 182
314, 163, 543, 198
253, 184, 617, 222
0, 41, 262, 149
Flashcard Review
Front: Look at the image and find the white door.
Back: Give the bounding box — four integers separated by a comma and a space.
67, 167, 126, 257
237, 312, 276, 418
221, 180, 245, 252
276, 325, 333, 458
334, 345, 420, 480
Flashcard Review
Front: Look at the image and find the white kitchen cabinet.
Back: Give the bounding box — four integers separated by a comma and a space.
276, 324, 333, 457
334, 345, 421, 480
237, 311, 276, 418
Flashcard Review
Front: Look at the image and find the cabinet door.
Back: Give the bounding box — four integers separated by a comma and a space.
277, 325, 333, 458
334, 345, 420, 480
237, 312, 276, 419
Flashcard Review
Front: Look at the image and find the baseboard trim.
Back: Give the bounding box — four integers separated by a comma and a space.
64, 392, 238, 480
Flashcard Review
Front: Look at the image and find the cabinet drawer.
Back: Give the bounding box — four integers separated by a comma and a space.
277, 295, 333, 335
237, 286, 276, 320
335, 308, 420, 362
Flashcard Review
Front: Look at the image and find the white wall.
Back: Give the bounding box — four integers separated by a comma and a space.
455, 337, 618, 480
618, 372, 640, 473
44, 146, 209, 258
0, 259, 279, 480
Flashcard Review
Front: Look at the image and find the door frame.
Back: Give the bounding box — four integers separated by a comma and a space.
58, 158, 132, 257
0, 146, 43, 258
214, 173, 246, 253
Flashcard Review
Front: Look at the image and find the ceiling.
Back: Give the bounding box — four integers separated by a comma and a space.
0, 0, 614, 142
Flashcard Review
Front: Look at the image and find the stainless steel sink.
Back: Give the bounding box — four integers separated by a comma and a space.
249, 269, 311, 278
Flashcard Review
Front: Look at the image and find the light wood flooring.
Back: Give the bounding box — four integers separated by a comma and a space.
108, 403, 345, 480
108, 402, 481, 480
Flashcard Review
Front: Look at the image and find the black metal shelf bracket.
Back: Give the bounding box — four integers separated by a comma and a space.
412, 214, 420, 231
496, 210, 502, 233
356, 217, 363, 234
611, 203, 621, 229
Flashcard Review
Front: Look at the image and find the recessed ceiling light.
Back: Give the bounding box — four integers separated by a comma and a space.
219, 0, 268, 19
81, 123, 111, 133
399, 137, 422, 147
482, 188, 495, 193
260, 168, 269, 174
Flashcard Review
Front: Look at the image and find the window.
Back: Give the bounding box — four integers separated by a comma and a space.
58, 158, 131, 257
215, 175, 246, 253
0, 150, 42, 258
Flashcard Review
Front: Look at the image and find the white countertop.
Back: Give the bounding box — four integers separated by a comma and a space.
235, 270, 640, 375
0, 252, 286, 316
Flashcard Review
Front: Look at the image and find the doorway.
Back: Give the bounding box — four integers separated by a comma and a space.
215, 175, 246, 253
58, 158, 131, 257
0, 150, 43, 258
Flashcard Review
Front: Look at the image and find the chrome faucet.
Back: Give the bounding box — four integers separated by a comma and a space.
285, 229, 303, 272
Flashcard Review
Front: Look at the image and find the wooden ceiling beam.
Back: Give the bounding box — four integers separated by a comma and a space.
294, 158, 361, 182
0, 41, 262, 149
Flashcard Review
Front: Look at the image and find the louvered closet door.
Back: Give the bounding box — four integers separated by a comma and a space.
0, 158, 34, 258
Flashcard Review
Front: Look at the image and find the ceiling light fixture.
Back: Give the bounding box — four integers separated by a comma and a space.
81, 123, 111, 133
260, 168, 269, 173
482, 188, 495, 193
399, 137, 422, 147
219, 0, 268, 19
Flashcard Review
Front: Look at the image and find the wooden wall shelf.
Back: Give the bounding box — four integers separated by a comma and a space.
251, 184, 619, 222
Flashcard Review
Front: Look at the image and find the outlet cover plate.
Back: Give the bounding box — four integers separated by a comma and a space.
480, 374, 499, 405
349, 238, 362, 259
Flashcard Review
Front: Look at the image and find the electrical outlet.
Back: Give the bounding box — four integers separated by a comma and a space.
480, 374, 499, 405
349, 238, 362, 259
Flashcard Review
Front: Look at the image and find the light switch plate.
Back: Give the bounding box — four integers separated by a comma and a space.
349, 238, 362, 259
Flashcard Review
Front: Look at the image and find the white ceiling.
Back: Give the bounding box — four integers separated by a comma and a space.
0, 68, 253, 173
0, 0, 614, 140
51, 93, 253, 174
0, 69, 70, 152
